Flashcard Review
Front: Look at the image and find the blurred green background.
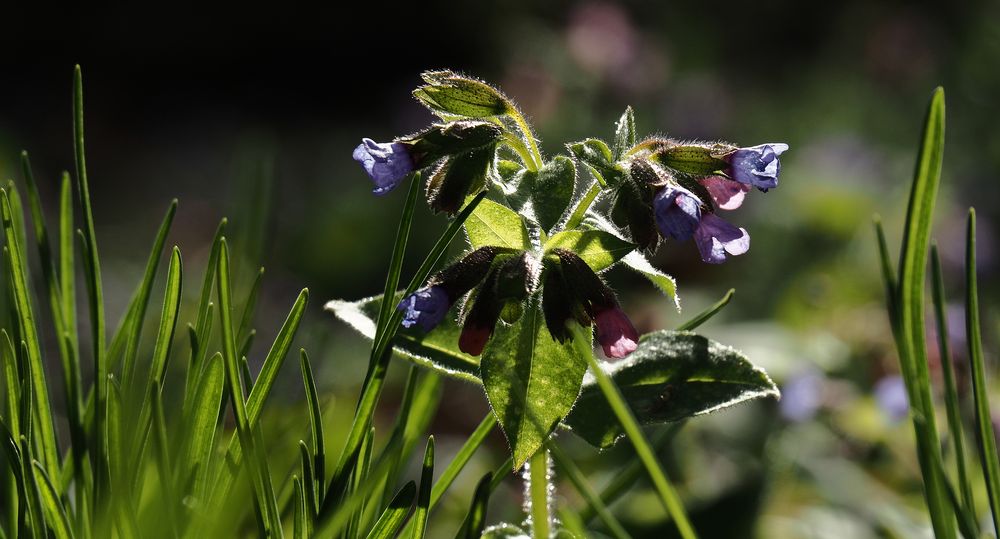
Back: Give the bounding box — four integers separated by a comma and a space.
1, 1, 998, 536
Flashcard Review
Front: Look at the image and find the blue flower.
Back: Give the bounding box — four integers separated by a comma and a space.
397, 286, 450, 332
693, 213, 749, 264
653, 185, 702, 242
725, 143, 789, 192
352, 138, 415, 195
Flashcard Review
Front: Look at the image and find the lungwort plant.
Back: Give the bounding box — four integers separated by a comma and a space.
0, 67, 783, 538
327, 70, 785, 537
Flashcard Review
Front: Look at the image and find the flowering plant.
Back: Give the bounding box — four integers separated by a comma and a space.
329, 70, 785, 536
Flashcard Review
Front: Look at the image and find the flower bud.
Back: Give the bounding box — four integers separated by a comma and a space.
593, 306, 639, 359
459, 268, 505, 357
402, 121, 503, 166
413, 70, 512, 118
650, 142, 732, 176
541, 264, 589, 343
425, 145, 495, 215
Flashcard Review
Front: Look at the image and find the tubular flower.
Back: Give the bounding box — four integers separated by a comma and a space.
594, 306, 639, 359
724, 143, 789, 192
693, 213, 750, 264
352, 138, 415, 195
698, 175, 750, 210
397, 286, 450, 332
653, 185, 702, 242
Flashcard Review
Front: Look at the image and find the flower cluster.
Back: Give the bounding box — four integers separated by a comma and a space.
350, 70, 788, 361
611, 140, 788, 263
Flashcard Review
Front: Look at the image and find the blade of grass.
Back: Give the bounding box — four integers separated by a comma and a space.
0, 331, 20, 441
196, 218, 227, 361
431, 414, 496, 508
179, 352, 225, 507
19, 437, 45, 539
931, 244, 975, 514
453, 472, 492, 539
576, 339, 697, 539
293, 475, 306, 539
0, 190, 60, 478
410, 437, 434, 539
298, 441, 317, 525
73, 66, 110, 510
209, 287, 308, 507
676, 289, 734, 331
59, 172, 77, 351
120, 201, 178, 391
893, 87, 953, 538
579, 424, 681, 524
372, 174, 422, 358
366, 481, 415, 539
965, 209, 1000, 538
381, 369, 442, 515
237, 267, 264, 347
547, 442, 630, 539
299, 349, 325, 509
330, 190, 486, 507
33, 460, 74, 539
149, 381, 178, 539
216, 238, 283, 537
347, 427, 375, 539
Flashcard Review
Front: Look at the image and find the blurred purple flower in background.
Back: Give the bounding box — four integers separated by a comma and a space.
725, 143, 789, 192
694, 213, 750, 264
874, 375, 909, 423
352, 138, 414, 195
653, 185, 702, 241
780, 369, 824, 422
397, 286, 450, 332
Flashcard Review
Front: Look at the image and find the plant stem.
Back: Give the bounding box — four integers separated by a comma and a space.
564, 182, 602, 230
528, 449, 551, 539
580, 350, 697, 539
502, 132, 538, 173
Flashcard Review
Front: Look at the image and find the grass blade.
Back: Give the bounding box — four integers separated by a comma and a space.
73, 66, 110, 508
0, 190, 60, 478
577, 343, 697, 539
299, 349, 325, 508
19, 438, 45, 539
120, 200, 177, 391
677, 289, 734, 331
931, 244, 975, 515
430, 414, 496, 508
298, 441, 318, 524
410, 437, 434, 539
965, 209, 1000, 538
33, 460, 75, 539
149, 381, 179, 539
893, 87, 953, 538
547, 442, 631, 539
0, 331, 20, 441
293, 475, 305, 539
366, 481, 415, 539
215, 238, 283, 537
453, 472, 492, 539
196, 218, 227, 360
180, 352, 225, 507
237, 267, 264, 347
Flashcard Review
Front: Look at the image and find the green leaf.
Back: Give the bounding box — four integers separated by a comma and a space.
569, 138, 623, 188
564, 330, 778, 448
480, 298, 588, 468
677, 289, 734, 331
482, 523, 529, 538
299, 350, 325, 509
366, 481, 415, 539
965, 209, 1000, 538
180, 352, 224, 505
543, 230, 635, 273
612, 107, 636, 160
31, 460, 73, 539
0, 190, 60, 478
414, 70, 511, 119
466, 199, 530, 251
0, 331, 20, 441
532, 156, 577, 233
622, 252, 679, 309
430, 414, 495, 508
410, 437, 434, 539
326, 294, 481, 384
892, 87, 954, 539
454, 472, 493, 539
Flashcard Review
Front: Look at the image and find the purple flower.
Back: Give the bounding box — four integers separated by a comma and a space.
698, 175, 750, 210
694, 213, 749, 264
780, 369, 823, 422
352, 138, 415, 195
725, 143, 789, 192
653, 185, 702, 242
874, 375, 909, 423
397, 286, 450, 332
594, 306, 639, 359
459, 324, 492, 356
